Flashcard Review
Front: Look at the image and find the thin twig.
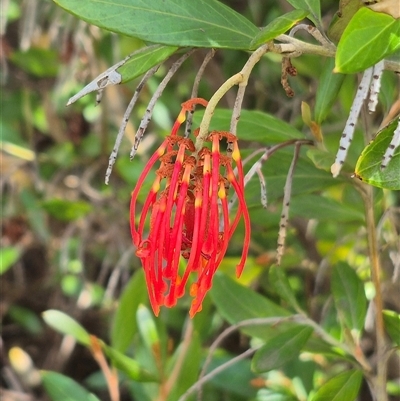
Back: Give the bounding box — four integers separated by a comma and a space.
331, 68, 373, 177
67, 44, 162, 106
274, 34, 336, 58
191, 313, 364, 401
197, 316, 295, 401
180, 348, 258, 401
361, 185, 389, 401
289, 24, 335, 50
105, 64, 160, 184
185, 49, 216, 138
273, 33, 399, 73
228, 140, 312, 213
256, 167, 267, 208
196, 44, 269, 152
103, 247, 134, 302
276, 142, 302, 265
368, 60, 384, 114
130, 49, 196, 160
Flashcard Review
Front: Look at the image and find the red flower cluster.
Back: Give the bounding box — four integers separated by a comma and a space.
130, 98, 250, 317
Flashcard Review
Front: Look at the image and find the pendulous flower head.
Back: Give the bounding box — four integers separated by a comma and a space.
130, 98, 250, 317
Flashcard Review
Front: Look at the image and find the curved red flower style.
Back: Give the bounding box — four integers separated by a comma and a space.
130, 98, 250, 317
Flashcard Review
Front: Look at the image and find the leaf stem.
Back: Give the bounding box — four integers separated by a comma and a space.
195, 44, 269, 152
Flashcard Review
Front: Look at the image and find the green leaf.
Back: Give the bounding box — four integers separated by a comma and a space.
285, 0, 321, 26
10, 48, 59, 78
335, 7, 400, 74
383, 310, 400, 346
102, 343, 156, 382
118, 45, 178, 84
314, 58, 346, 124
252, 325, 313, 373
193, 109, 304, 143
331, 263, 367, 341
290, 194, 364, 222
311, 369, 363, 401
8, 306, 43, 335
307, 148, 334, 171
41, 199, 92, 221
0, 246, 21, 274
110, 269, 148, 352
355, 117, 400, 190
42, 310, 90, 346
137, 304, 160, 351
42, 371, 101, 401
250, 9, 309, 50
207, 353, 258, 398
269, 265, 301, 311
52, 0, 259, 50
210, 272, 289, 339
20, 189, 50, 241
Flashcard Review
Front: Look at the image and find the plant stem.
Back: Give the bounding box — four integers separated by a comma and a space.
90, 336, 120, 401
155, 320, 194, 401
363, 185, 388, 401
195, 44, 269, 152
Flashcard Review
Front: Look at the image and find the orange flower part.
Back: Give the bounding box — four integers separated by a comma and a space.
130, 99, 250, 317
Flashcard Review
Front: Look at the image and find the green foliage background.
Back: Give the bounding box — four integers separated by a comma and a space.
1, 1, 399, 401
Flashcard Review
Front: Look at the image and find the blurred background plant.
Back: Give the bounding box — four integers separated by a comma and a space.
1, 1, 399, 401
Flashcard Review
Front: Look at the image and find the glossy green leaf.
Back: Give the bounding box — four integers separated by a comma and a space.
311, 369, 363, 401
193, 109, 304, 143
210, 272, 289, 339
53, 0, 259, 50
0, 246, 21, 274
118, 45, 178, 83
42, 371, 101, 401
383, 310, 400, 346
250, 9, 309, 50
42, 310, 90, 346
252, 325, 313, 373
335, 7, 400, 73
110, 269, 148, 352
286, 0, 321, 25
331, 263, 367, 341
102, 343, 156, 382
211, 272, 288, 321
314, 58, 346, 124
290, 194, 364, 222
41, 199, 92, 221
269, 265, 301, 311
355, 117, 400, 190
